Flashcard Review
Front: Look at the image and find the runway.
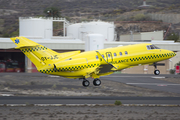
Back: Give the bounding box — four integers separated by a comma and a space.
1, 96, 180, 105
0, 73, 180, 105
102, 74, 180, 94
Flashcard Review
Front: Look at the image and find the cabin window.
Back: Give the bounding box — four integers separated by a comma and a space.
150, 45, 155, 49
102, 54, 105, 58
96, 55, 98, 59
119, 52, 122, 56
146, 45, 151, 50
108, 54, 111, 57
125, 51, 128, 55
114, 53, 117, 57
147, 45, 160, 50
152, 45, 160, 49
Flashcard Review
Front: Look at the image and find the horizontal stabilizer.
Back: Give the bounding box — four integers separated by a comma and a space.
11, 37, 39, 49
15, 45, 39, 49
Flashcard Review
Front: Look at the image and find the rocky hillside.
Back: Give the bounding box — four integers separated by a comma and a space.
0, 0, 180, 37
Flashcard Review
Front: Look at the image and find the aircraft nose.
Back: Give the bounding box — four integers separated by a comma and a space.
173, 51, 176, 56
169, 50, 176, 57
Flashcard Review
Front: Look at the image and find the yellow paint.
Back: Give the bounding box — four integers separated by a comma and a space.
11, 37, 176, 79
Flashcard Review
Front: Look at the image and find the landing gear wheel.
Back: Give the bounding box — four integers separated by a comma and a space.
82, 80, 90, 87
154, 70, 160, 75
93, 79, 101, 86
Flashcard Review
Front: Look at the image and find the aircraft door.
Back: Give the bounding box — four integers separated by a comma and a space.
106, 52, 113, 63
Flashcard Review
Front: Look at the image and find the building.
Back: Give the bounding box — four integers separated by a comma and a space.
120, 31, 163, 42
0, 17, 180, 74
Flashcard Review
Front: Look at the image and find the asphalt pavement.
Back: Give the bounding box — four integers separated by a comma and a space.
0, 73, 180, 105
0, 96, 180, 105
102, 74, 180, 94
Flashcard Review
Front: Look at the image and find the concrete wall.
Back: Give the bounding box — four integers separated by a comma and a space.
119, 31, 163, 41
120, 34, 141, 41
141, 31, 163, 41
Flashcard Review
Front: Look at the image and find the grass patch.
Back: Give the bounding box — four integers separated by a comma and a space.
114, 100, 122, 106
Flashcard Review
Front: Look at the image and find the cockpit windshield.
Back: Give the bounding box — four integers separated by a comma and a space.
146, 45, 160, 50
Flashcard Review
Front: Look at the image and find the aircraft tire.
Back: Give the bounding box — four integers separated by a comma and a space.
154, 70, 160, 75
93, 79, 101, 86
82, 80, 90, 87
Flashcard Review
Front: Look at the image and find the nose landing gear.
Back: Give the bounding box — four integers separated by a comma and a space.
153, 63, 160, 75
154, 69, 160, 75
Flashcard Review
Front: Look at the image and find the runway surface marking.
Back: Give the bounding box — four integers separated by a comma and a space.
126, 83, 180, 86
102, 76, 165, 78
151, 77, 166, 79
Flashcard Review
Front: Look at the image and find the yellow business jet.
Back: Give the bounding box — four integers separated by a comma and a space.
11, 37, 176, 87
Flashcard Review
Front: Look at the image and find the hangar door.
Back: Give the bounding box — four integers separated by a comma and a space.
0, 49, 25, 72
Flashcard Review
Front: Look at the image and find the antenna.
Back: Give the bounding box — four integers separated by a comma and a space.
138, 0, 151, 8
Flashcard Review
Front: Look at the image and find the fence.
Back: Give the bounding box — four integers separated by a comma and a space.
145, 13, 180, 24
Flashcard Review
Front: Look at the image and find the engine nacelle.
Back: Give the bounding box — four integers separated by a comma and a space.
54, 58, 88, 71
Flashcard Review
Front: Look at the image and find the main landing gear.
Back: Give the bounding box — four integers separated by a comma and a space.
81, 78, 101, 87
153, 63, 160, 75
93, 78, 101, 86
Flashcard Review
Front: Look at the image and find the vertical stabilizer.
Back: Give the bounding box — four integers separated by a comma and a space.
11, 37, 60, 70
